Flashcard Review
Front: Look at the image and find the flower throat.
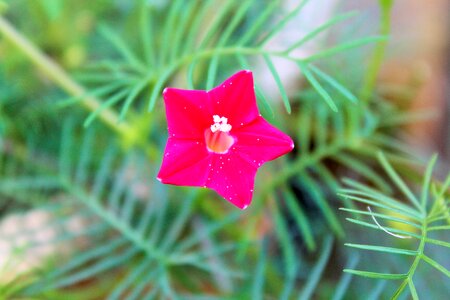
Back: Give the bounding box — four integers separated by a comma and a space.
204, 115, 234, 154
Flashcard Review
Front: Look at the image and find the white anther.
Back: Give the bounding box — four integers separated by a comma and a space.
210, 115, 232, 133
210, 123, 220, 133
220, 123, 231, 132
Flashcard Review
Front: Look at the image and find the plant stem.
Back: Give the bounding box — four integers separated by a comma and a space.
359, 0, 394, 102
392, 213, 428, 299
0, 16, 159, 159
0, 16, 129, 135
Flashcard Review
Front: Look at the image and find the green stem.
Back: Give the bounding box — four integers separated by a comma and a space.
0, 17, 130, 135
392, 215, 428, 299
359, 0, 394, 102
0, 16, 160, 159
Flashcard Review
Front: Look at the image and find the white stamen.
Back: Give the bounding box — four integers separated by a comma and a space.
210, 115, 232, 133
210, 123, 220, 133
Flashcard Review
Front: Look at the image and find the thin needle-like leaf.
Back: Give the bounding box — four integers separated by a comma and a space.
344, 244, 417, 256
309, 65, 358, 103
283, 188, 316, 250
99, 25, 145, 72
420, 154, 438, 209
298, 62, 338, 111
259, 0, 310, 46
84, 88, 130, 127
238, 0, 281, 46
421, 254, 450, 277
303, 36, 388, 63
284, 11, 358, 53
298, 236, 333, 299
343, 270, 407, 280
263, 54, 291, 113
377, 152, 422, 212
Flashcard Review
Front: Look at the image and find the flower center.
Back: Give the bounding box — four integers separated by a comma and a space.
204, 115, 234, 154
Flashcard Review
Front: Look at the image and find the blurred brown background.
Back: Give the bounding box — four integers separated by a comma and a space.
378, 0, 449, 160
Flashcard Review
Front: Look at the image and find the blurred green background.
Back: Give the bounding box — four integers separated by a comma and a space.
0, 0, 448, 299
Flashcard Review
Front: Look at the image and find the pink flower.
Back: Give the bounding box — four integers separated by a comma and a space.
157, 70, 294, 209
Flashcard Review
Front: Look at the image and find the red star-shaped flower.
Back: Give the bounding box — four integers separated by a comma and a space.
157, 70, 294, 209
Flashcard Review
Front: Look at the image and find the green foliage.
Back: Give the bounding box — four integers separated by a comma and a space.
1, 124, 245, 299
68, 0, 384, 122
0, 0, 448, 299
340, 153, 450, 299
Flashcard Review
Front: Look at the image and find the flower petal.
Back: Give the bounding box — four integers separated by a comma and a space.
206, 152, 257, 209
233, 116, 294, 167
163, 88, 211, 139
157, 138, 212, 187
209, 70, 259, 128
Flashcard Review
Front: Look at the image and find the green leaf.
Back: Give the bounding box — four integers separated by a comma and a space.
251, 240, 267, 300
99, 25, 145, 72
283, 188, 316, 251
377, 152, 422, 212
263, 54, 291, 113
343, 270, 407, 280
273, 201, 297, 278
420, 154, 438, 209
303, 36, 388, 62
300, 174, 344, 237
421, 254, 450, 277
332, 255, 359, 300
284, 11, 358, 53
298, 62, 338, 111
298, 236, 333, 299
344, 243, 418, 256
259, 0, 310, 46
309, 65, 358, 103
